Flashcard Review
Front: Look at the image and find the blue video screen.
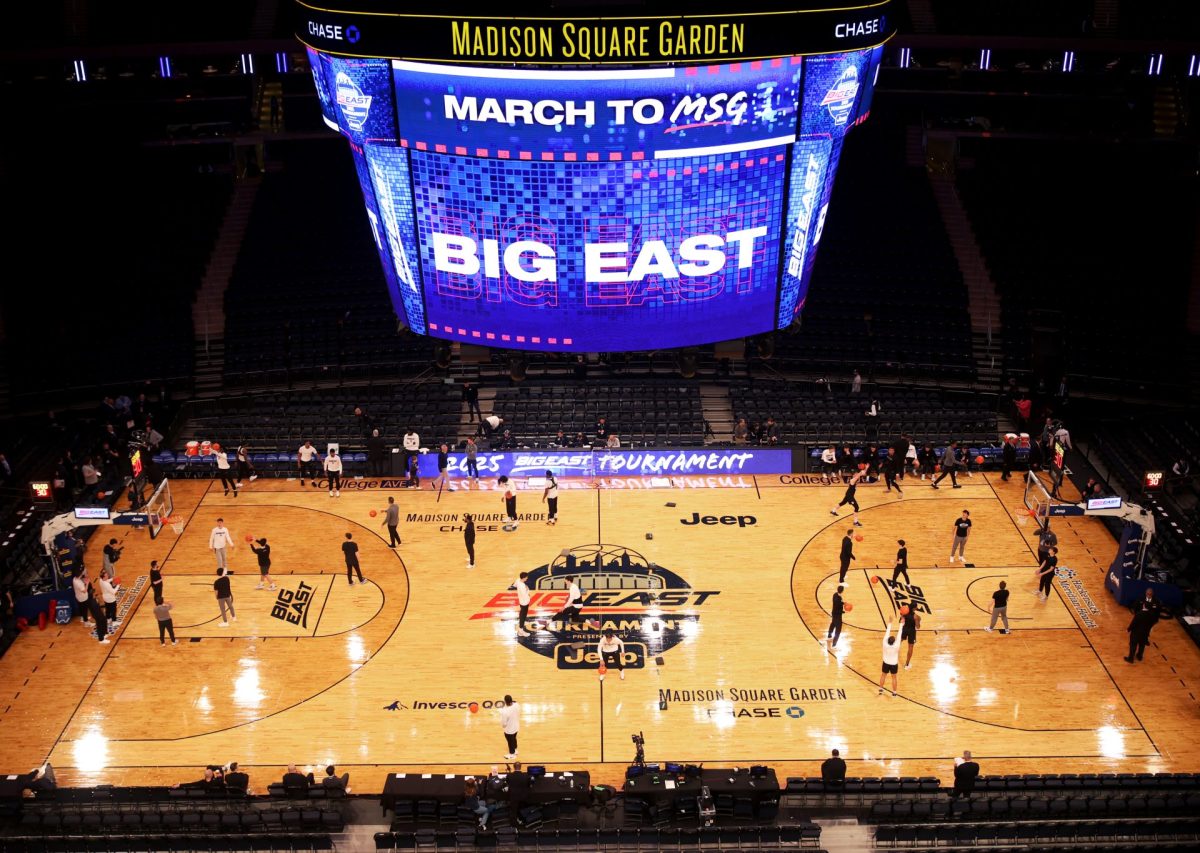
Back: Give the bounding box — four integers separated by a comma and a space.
309, 47, 878, 350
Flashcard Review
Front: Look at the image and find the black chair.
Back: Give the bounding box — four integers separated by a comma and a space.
374, 832, 396, 850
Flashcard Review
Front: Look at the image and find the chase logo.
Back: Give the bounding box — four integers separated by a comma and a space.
346, 25, 361, 44
820, 64, 860, 126
335, 71, 372, 131
470, 544, 719, 670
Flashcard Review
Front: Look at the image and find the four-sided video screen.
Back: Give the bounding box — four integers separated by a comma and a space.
308, 46, 882, 351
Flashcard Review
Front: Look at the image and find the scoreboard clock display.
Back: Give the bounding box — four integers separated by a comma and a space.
1143, 471, 1164, 492
29, 481, 54, 505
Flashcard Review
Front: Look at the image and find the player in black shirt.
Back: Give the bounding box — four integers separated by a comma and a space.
892, 540, 909, 584
1035, 547, 1058, 600
1125, 588, 1163, 663
986, 580, 1010, 633
342, 533, 363, 586
826, 584, 846, 648
830, 472, 863, 527
900, 606, 921, 669
464, 513, 476, 569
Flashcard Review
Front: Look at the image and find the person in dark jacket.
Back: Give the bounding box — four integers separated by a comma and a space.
366, 429, 388, 478
826, 584, 846, 648
837, 528, 856, 583
931, 442, 961, 489
821, 749, 847, 788
342, 533, 363, 585
1125, 588, 1163, 663
224, 762, 250, 792
282, 765, 314, 790
464, 513, 476, 569
952, 751, 980, 799
1001, 436, 1018, 481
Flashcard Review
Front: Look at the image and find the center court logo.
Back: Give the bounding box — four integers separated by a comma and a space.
470, 544, 719, 670
335, 71, 372, 130
821, 64, 859, 125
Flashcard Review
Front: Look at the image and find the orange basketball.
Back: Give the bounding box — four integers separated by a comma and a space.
975, 455, 985, 465
933, 465, 941, 473
843, 602, 853, 612
855, 534, 864, 542
468, 702, 479, 713
858, 463, 867, 470
598, 664, 608, 676
244, 534, 254, 542
369, 510, 378, 518
871, 576, 880, 585
899, 605, 910, 616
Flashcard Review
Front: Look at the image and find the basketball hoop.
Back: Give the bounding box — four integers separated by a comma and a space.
167, 515, 185, 535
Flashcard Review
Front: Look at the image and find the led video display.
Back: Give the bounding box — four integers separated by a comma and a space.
313, 48, 878, 351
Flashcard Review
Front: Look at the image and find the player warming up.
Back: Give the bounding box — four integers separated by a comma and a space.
900, 605, 920, 669
542, 471, 558, 525
879, 621, 900, 697
830, 472, 864, 526
499, 476, 519, 530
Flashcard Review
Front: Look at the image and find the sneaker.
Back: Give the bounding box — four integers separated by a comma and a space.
1123, 656, 1135, 663
503, 754, 514, 760
235, 482, 243, 488
952, 484, 962, 489
172, 640, 178, 645
329, 491, 335, 497
223, 490, 230, 496
335, 490, 341, 497
620, 671, 625, 680
999, 629, 1009, 635
931, 483, 939, 489
517, 629, 531, 637
878, 688, 884, 695
983, 626, 992, 632
599, 674, 605, 682
853, 521, 863, 527
891, 691, 897, 697
300, 480, 305, 486
904, 664, 911, 670
269, 585, 277, 590
231, 617, 237, 622
467, 563, 475, 569
256, 584, 265, 590
250, 475, 258, 481
388, 544, 396, 549
100, 638, 110, 644
219, 621, 229, 627
829, 510, 838, 516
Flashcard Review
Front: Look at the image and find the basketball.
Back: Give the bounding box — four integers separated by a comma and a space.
933, 465, 941, 473
598, 665, 608, 676
468, 702, 479, 713
855, 534, 863, 542
858, 463, 867, 470
975, 455, 985, 465
369, 510, 378, 517
900, 605, 910, 616
871, 575, 880, 585
844, 602, 853, 612
244, 534, 254, 542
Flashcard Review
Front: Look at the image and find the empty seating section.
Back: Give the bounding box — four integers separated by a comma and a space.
489, 384, 705, 448
375, 827, 822, 850
3, 784, 340, 852
774, 121, 973, 380
1089, 413, 1200, 567
957, 139, 1194, 395
730, 384, 997, 447
5, 149, 230, 406
163, 385, 462, 477
223, 141, 434, 389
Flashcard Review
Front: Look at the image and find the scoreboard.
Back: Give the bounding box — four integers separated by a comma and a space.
297, 1, 894, 351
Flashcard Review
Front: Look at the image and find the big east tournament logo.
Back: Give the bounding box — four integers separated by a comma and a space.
335, 71, 373, 130
820, 64, 859, 126
470, 544, 718, 669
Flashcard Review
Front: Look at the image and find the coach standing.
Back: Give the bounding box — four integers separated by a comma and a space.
381, 496, 401, 548
1125, 588, 1163, 663
342, 533, 363, 585
500, 695, 520, 760
838, 529, 856, 583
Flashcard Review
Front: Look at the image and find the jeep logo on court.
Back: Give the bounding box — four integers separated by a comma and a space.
679, 512, 756, 527
470, 544, 719, 670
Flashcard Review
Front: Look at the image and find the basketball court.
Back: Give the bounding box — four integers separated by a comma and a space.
2, 472, 1198, 794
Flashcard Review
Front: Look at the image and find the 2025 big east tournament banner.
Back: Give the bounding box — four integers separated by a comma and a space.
300, 3, 890, 351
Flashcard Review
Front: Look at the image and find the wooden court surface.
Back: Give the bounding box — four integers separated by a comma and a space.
2, 470, 1198, 794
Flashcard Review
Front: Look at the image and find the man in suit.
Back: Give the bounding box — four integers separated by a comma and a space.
1001, 436, 1018, 481
1126, 588, 1163, 663
282, 765, 314, 790
838, 529, 856, 584
821, 749, 846, 789
224, 762, 249, 793
322, 765, 350, 791
506, 761, 531, 814
952, 751, 980, 799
